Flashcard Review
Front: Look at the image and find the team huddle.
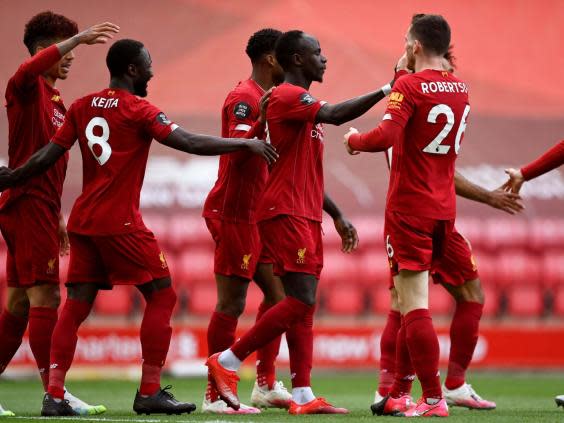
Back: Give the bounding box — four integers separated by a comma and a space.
0, 10, 562, 419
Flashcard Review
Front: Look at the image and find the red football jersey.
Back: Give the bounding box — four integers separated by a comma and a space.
258, 82, 325, 222
203, 78, 268, 223
52, 88, 177, 235
0, 45, 69, 211
385, 70, 470, 219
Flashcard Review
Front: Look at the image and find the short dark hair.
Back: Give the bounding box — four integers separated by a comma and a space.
23, 11, 78, 55
274, 30, 305, 70
410, 14, 451, 56
246, 28, 282, 63
106, 39, 145, 78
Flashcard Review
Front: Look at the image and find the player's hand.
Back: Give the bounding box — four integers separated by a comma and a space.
395, 53, 409, 72
58, 214, 70, 257
486, 188, 524, 215
343, 127, 360, 155
0, 167, 15, 191
333, 216, 359, 253
258, 88, 274, 124
502, 168, 525, 194
75, 22, 120, 45
247, 140, 278, 165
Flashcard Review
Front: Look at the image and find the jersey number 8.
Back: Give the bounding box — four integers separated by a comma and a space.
85, 117, 112, 165
423, 104, 470, 155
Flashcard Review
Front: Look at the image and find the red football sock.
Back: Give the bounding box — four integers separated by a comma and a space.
445, 301, 483, 390
256, 302, 282, 389
286, 304, 315, 388
139, 287, 176, 396
404, 309, 442, 400
390, 317, 415, 398
48, 299, 93, 399
378, 310, 401, 396
0, 310, 28, 374
231, 296, 311, 361
28, 307, 58, 391
206, 311, 237, 400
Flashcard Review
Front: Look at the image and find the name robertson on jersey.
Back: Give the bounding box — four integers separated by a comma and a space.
91, 97, 119, 108
421, 81, 468, 94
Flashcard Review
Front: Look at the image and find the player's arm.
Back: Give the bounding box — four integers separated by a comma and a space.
160, 128, 278, 164
13, 22, 119, 90
323, 193, 359, 253
315, 88, 388, 126
503, 140, 564, 193
455, 171, 523, 215
343, 120, 402, 154
0, 143, 67, 191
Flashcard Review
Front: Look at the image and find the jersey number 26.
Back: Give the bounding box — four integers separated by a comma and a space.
423, 104, 470, 155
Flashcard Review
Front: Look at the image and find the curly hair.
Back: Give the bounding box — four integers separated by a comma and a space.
245, 28, 282, 63
23, 11, 78, 54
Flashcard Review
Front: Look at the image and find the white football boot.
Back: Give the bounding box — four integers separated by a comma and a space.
442, 383, 496, 410
250, 380, 292, 409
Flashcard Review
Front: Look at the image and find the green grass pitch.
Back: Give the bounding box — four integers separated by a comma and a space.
1, 372, 564, 422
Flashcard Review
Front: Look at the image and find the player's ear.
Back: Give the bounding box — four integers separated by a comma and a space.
127, 63, 138, 77
293, 53, 303, 66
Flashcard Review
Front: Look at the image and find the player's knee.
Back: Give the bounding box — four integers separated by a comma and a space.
216, 297, 245, 317
6, 292, 30, 317
27, 284, 60, 309
459, 279, 484, 304
154, 286, 177, 311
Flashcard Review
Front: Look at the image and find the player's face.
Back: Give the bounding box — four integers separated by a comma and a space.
405, 28, 416, 72
268, 53, 285, 85
40, 39, 76, 81
133, 48, 153, 98
300, 35, 327, 83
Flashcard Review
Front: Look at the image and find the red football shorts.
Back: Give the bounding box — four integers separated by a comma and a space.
205, 218, 263, 280
0, 196, 60, 287
66, 229, 170, 287
259, 215, 323, 279
384, 210, 454, 277
430, 228, 479, 286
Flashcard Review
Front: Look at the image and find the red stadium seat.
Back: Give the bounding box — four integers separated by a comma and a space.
484, 218, 529, 250
357, 250, 390, 287
542, 252, 564, 288
370, 284, 393, 316
506, 285, 545, 317
323, 251, 359, 285
496, 252, 542, 287
188, 283, 216, 315
168, 215, 212, 251
551, 285, 564, 317
530, 219, 564, 251
324, 284, 365, 316
351, 217, 384, 248
143, 214, 171, 249
429, 283, 454, 316
93, 286, 134, 316
481, 284, 500, 317
176, 250, 214, 287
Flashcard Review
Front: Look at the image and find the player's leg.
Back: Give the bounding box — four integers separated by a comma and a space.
42, 282, 98, 416
394, 269, 447, 417
25, 283, 60, 390
250, 262, 291, 409
132, 276, 196, 415
0, 287, 29, 375
433, 229, 495, 410
441, 278, 495, 409
375, 285, 401, 401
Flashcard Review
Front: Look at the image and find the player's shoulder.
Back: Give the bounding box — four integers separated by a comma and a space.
229, 79, 262, 100
272, 82, 313, 105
